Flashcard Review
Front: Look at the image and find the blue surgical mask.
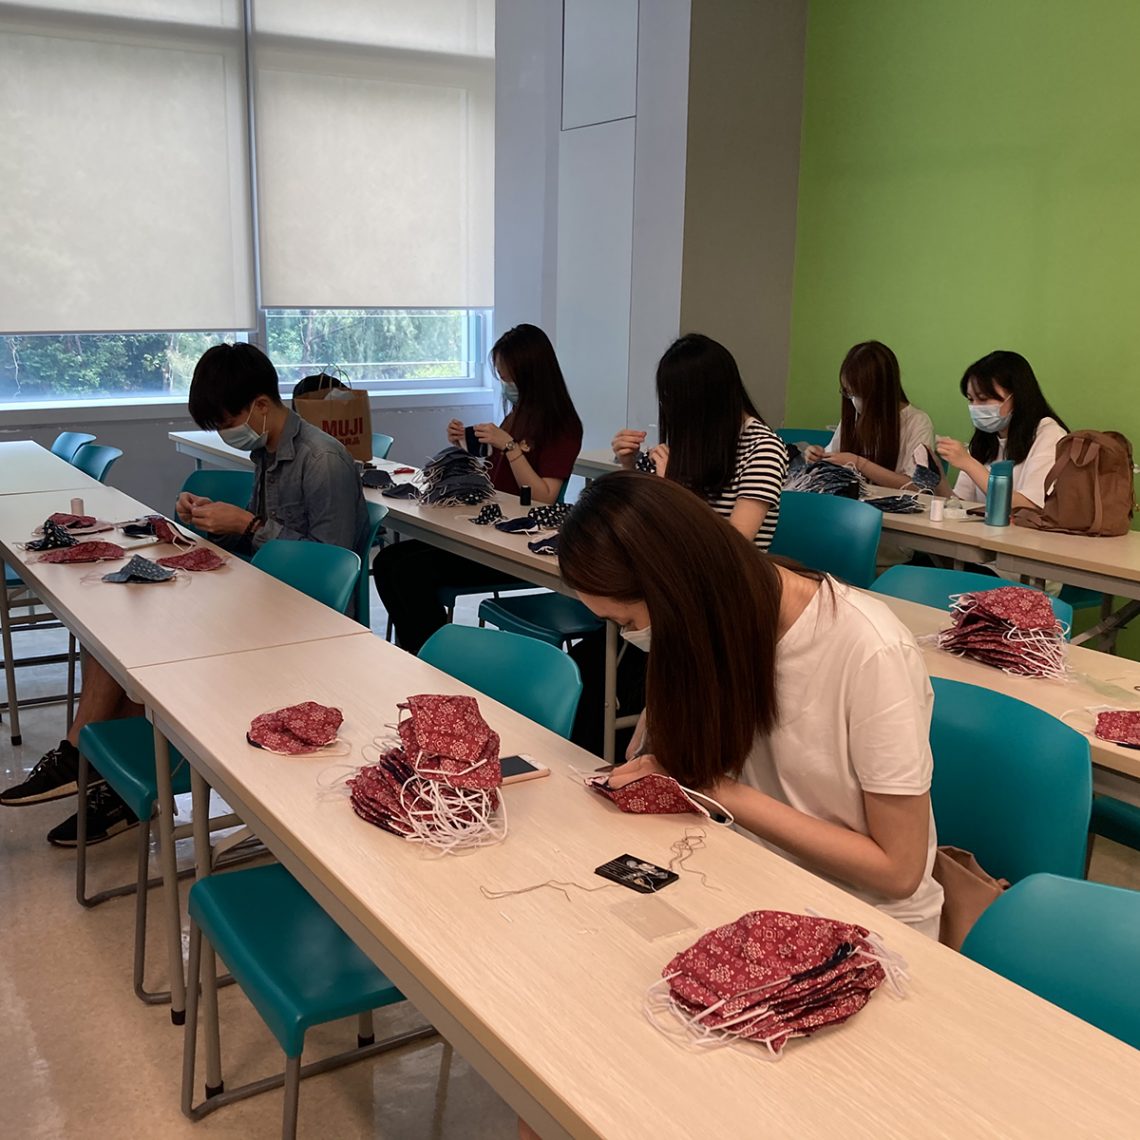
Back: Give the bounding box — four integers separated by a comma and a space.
219, 406, 268, 452
968, 400, 1012, 434
620, 623, 651, 652
502, 381, 519, 406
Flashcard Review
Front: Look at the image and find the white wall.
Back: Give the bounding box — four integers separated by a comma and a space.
495, 0, 692, 450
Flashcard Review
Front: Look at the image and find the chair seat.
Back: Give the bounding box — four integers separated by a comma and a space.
1090, 794, 1140, 849
479, 592, 602, 646
436, 578, 529, 610
5, 563, 23, 587
1059, 584, 1105, 612
188, 864, 404, 1057
79, 717, 190, 820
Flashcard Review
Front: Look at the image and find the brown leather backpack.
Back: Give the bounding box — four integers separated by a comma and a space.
1013, 430, 1135, 536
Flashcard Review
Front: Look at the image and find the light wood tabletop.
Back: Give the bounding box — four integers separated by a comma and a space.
0, 485, 366, 693
880, 594, 1140, 782
0, 440, 103, 496
132, 633, 1140, 1140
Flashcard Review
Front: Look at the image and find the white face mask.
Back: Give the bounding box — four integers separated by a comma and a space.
620, 623, 651, 652
968, 399, 1012, 434
847, 394, 864, 414
220, 406, 268, 452
501, 380, 519, 406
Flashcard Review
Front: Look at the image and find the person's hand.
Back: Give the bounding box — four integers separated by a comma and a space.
473, 422, 514, 451
612, 428, 646, 469
606, 752, 666, 789
649, 443, 670, 478
823, 451, 860, 470
446, 418, 465, 446
190, 502, 254, 536
804, 445, 826, 463
936, 436, 969, 469
175, 491, 208, 525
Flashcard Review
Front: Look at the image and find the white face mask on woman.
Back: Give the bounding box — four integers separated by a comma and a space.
847, 394, 864, 415
968, 399, 1012, 434
620, 623, 651, 652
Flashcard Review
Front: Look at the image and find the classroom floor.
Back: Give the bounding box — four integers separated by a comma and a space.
3, 597, 1140, 1139
0, 596, 520, 1140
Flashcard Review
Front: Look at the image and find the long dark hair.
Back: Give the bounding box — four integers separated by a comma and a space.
838, 341, 907, 469
490, 324, 582, 451
656, 334, 764, 499
560, 472, 821, 788
960, 351, 1068, 466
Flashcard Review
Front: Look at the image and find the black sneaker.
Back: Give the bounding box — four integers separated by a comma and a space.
0, 741, 102, 806
46, 784, 139, 848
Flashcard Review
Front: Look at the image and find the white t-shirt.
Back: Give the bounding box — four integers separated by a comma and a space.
826, 403, 936, 477
953, 417, 1066, 509
737, 581, 943, 935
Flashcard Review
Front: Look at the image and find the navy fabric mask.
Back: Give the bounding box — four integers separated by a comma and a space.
102, 555, 175, 583
470, 503, 504, 526
26, 519, 77, 551
528, 535, 559, 556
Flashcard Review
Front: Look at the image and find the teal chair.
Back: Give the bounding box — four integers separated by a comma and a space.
180, 470, 256, 541
930, 677, 1091, 882
478, 592, 602, 649
75, 535, 361, 1017
50, 431, 96, 462
872, 565, 1074, 637
962, 874, 1140, 1050
183, 864, 436, 1135
776, 428, 833, 448
419, 623, 583, 738
769, 492, 883, 588
355, 501, 389, 628
371, 432, 395, 460
251, 541, 361, 616
70, 442, 123, 483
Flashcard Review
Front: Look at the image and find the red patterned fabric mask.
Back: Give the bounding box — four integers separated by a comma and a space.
48, 512, 97, 529
588, 772, 710, 817
157, 547, 226, 572
396, 693, 502, 790
38, 541, 126, 563
1094, 710, 1140, 748
248, 701, 344, 755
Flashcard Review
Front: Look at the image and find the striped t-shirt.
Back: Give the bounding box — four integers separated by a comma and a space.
707, 418, 789, 549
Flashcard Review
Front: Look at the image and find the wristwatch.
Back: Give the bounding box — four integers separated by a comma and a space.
503, 439, 531, 457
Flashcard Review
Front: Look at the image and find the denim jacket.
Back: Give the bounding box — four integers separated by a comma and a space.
224, 412, 368, 554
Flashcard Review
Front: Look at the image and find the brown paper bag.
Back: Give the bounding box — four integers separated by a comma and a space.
293, 377, 373, 461
932, 845, 1010, 951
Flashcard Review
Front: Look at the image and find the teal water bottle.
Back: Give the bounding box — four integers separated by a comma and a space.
985, 460, 1014, 527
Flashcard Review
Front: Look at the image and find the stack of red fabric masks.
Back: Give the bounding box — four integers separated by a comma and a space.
348, 694, 507, 852
937, 586, 1067, 678
646, 910, 905, 1057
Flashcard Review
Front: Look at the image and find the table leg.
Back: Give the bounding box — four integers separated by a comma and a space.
603, 619, 617, 764
153, 722, 187, 1023
1, 563, 21, 744
189, 764, 223, 1091
1073, 598, 1140, 651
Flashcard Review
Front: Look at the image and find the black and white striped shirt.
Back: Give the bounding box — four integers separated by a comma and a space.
707, 418, 789, 549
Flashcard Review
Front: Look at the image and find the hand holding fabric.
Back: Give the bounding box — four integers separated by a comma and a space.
473, 422, 512, 451
190, 501, 254, 535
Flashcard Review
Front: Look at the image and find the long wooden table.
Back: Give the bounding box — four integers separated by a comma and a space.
0, 439, 103, 496
0, 478, 369, 1018
131, 632, 1140, 1140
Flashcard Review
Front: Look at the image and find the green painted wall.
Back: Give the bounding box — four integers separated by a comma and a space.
787, 0, 1140, 653
787, 0, 1140, 457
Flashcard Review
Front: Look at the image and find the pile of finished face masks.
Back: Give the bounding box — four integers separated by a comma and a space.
645, 909, 906, 1058
417, 445, 497, 507
937, 586, 1067, 677
784, 459, 866, 499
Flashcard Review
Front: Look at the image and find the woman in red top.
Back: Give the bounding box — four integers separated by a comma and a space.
374, 324, 583, 653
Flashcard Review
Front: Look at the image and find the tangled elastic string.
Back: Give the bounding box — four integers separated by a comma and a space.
399, 774, 508, 854
479, 880, 614, 902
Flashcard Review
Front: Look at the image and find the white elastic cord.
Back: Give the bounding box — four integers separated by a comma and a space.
677, 785, 734, 826
398, 773, 508, 854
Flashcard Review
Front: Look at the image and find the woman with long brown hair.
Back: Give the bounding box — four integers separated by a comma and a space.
806, 340, 935, 487
374, 323, 582, 653
560, 471, 943, 936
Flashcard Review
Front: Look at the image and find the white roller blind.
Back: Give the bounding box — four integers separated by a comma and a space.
0, 2, 255, 334
252, 0, 494, 309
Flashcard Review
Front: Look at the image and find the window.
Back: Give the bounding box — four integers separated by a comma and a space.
0, 2, 494, 409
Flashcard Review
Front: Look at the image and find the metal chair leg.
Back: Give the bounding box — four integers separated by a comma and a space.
181, 919, 203, 1119
66, 633, 77, 725
357, 1010, 375, 1047
281, 1055, 302, 1140
1, 575, 22, 744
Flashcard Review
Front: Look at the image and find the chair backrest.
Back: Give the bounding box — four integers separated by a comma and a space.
252, 540, 361, 615
962, 874, 1140, 1050
768, 492, 883, 588
872, 565, 1074, 637
70, 442, 123, 483
371, 432, 395, 460
775, 428, 833, 449
929, 677, 1091, 881
418, 624, 583, 739
180, 470, 257, 540
354, 501, 389, 628
50, 431, 96, 462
